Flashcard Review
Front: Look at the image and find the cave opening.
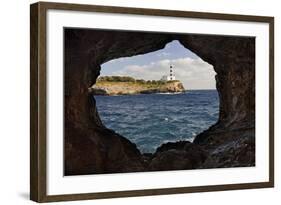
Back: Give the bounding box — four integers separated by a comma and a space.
91, 40, 219, 154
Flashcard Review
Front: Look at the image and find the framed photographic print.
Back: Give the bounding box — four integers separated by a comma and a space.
30, 1, 274, 202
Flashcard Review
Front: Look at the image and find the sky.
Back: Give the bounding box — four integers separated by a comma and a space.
100, 40, 216, 90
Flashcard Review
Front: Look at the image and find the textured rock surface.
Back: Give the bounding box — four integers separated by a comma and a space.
148, 141, 207, 171
64, 28, 255, 175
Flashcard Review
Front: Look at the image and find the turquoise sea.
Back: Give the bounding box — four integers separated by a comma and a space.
95, 90, 219, 153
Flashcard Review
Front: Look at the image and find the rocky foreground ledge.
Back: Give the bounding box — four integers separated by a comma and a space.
142, 126, 255, 171
65, 122, 255, 175
89, 76, 185, 95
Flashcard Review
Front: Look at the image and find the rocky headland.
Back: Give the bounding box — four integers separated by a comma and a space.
89, 76, 185, 95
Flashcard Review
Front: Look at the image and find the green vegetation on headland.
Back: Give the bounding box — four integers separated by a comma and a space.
89, 76, 185, 95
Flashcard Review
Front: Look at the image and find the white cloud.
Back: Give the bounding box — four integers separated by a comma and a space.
156, 52, 171, 57
111, 57, 216, 90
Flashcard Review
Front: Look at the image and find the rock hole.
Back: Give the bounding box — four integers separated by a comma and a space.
91, 40, 219, 154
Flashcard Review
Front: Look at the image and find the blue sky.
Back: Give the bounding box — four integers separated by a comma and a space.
100, 40, 216, 90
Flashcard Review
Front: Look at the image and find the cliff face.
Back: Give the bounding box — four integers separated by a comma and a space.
89, 77, 185, 95
64, 28, 255, 175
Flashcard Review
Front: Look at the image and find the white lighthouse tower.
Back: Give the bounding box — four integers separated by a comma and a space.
167, 65, 176, 81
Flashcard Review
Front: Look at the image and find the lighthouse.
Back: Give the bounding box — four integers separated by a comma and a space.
167, 65, 176, 81
160, 64, 176, 81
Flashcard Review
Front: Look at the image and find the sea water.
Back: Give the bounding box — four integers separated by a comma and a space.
95, 90, 219, 153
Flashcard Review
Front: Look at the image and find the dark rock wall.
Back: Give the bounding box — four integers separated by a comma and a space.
178, 35, 255, 130
64, 28, 255, 175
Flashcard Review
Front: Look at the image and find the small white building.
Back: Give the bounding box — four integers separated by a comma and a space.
161, 75, 168, 81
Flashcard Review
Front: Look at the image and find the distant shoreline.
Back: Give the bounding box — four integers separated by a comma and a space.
94, 89, 217, 97
89, 76, 186, 96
